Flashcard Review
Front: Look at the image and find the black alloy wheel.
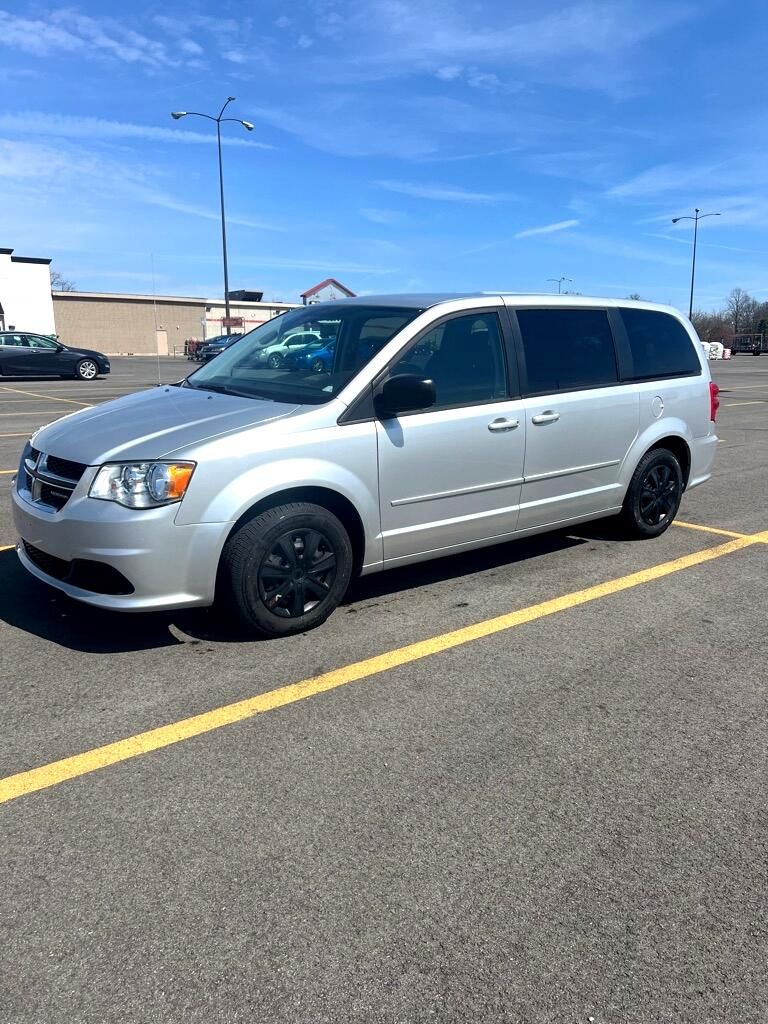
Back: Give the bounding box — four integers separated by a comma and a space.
268, 353, 283, 369
638, 463, 679, 526
311, 358, 326, 373
258, 528, 337, 618
619, 448, 683, 539
219, 501, 354, 636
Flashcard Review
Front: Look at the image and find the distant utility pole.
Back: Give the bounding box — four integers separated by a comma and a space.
170, 98, 255, 333
547, 276, 572, 294
671, 208, 721, 318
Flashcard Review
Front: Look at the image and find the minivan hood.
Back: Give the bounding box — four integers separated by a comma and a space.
32, 385, 301, 464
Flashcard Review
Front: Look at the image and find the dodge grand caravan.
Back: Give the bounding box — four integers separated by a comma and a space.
13, 294, 718, 637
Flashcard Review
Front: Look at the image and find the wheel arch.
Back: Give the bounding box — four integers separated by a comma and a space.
622, 423, 693, 493
645, 434, 692, 488
224, 485, 368, 576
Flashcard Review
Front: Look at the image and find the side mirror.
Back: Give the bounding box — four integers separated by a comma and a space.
374, 374, 436, 418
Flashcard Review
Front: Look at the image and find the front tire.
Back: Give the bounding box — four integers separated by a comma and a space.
75, 359, 98, 380
618, 448, 683, 539
267, 353, 283, 369
218, 502, 353, 637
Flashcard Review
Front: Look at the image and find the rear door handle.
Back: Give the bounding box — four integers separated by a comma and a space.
531, 411, 560, 425
488, 417, 519, 432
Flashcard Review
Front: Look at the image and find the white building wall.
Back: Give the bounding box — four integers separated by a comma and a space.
0, 251, 55, 334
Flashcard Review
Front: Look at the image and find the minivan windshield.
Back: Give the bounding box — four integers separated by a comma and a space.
184, 303, 423, 404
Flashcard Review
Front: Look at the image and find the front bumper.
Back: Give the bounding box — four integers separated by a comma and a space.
12, 482, 227, 611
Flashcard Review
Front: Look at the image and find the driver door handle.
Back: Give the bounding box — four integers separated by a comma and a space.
488, 417, 519, 432
531, 411, 560, 425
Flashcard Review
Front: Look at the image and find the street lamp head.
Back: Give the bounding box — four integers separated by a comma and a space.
227, 96, 236, 102
170, 111, 187, 120
671, 217, 681, 224
240, 120, 255, 131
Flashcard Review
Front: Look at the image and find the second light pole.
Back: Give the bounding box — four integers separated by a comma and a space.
547, 276, 572, 294
171, 97, 254, 333
671, 207, 721, 318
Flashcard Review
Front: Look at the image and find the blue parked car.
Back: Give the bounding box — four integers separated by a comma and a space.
292, 339, 336, 373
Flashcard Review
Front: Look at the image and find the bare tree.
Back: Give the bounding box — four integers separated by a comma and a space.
691, 310, 732, 344
627, 292, 643, 300
724, 287, 754, 333
50, 268, 77, 292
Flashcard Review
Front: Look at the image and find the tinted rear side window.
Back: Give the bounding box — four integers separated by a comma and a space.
620, 309, 700, 380
516, 308, 618, 394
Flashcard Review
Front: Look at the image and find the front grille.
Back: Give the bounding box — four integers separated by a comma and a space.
22, 541, 134, 595
46, 454, 87, 480
19, 448, 87, 511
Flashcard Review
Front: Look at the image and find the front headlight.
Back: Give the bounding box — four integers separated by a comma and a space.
89, 462, 195, 508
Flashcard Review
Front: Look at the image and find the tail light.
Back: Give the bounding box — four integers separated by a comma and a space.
709, 382, 720, 422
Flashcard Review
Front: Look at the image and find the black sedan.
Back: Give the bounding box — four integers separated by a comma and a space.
0, 332, 110, 380
197, 334, 240, 362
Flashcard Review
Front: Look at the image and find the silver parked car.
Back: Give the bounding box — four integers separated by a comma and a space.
13, 294, 718, 636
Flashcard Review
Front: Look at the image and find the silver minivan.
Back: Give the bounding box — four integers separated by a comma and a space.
13, 294, 719, 636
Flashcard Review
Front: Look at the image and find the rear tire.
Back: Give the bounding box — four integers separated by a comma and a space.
618, 448, 683, 539
75, 359, 98, 380
218, 502, 353, 637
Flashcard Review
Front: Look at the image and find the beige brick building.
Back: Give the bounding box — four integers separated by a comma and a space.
52, 291, 298, 356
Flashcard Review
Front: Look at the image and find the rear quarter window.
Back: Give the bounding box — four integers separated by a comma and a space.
619, 309, 701, 380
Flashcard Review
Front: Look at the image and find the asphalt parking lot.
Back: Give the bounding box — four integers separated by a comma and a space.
1, 356, 767, 1023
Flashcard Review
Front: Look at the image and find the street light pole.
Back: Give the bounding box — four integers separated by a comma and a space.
171, 97, 255, 334
671, 208, 721, 318
547, 276, 572, 294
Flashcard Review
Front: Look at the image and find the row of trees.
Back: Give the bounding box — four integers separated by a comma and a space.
691, 288, 768, 343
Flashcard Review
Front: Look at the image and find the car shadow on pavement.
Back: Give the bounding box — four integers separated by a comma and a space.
345, 530, 587, 605
0, 550, 188, 653
0, 531, 587, 653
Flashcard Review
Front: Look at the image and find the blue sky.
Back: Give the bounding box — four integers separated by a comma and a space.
1, 1, 767, 311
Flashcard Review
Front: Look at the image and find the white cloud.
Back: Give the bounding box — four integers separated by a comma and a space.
375, 179, 514, 203
275, 16, 292, 28
0, 139, 283, 232
224, 51, 250, 64
0, 112, 272, 149
297, 34, 314, 48
360, 208, 403, 224
514, 218, 580, 239
179, 39, 204, 56
436, 65, 463, 80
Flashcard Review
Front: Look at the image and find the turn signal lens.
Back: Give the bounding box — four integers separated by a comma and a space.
147, 463, 195, 502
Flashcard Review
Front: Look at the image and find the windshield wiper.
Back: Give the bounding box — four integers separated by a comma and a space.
186, 380, 274, 401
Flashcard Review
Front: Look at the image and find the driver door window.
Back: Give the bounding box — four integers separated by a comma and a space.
389, 312, 507, 409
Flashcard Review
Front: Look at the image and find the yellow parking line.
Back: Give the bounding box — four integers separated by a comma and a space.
0, 433, 31, 437
0, 544, 13, 551
0, 411, 67, 417
0, 470, 15, 475
1, 531, 765, 806
0, 386, 92, 408
673, 520, 750, 539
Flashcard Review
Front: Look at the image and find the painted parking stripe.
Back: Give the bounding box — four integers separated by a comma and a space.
0, 386, 92, 408
673, 520, 752, 539
1, 530, 766, 807
722, 400, 767, 408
